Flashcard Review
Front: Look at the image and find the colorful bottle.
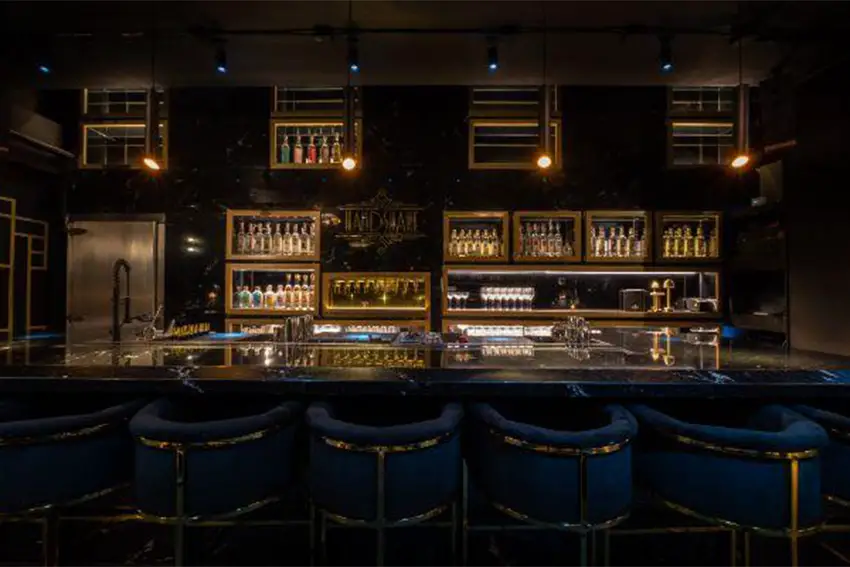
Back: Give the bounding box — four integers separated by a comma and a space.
275, 284, 286, 308
331, 132, 341, 163
239, 286, 252, 309
264, 285, 276, 309
293, 274, 303, 310
280, 135, 291, 164
251, 286, 263, 308
307, 133, 317, 164
234, 285, 243, 309
284, 274, 294, 309
292, 130, 303, 164
320, 134, 330, 164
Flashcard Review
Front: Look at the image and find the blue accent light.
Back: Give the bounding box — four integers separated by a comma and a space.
661, 62, 673, 73
38, 64, 51, 75
349, 63, 359, 73
216, 65, 227, 74
721, 325, 744, 339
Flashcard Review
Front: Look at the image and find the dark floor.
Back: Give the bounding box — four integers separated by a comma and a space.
2, 489, 849, 566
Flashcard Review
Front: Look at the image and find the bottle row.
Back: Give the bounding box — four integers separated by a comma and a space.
233, 273, 317, 311
235, 221, 317, 257
588, 226, 648, 260
447, 228, 504, 259
518, 221, 575, 259
278, 130, 345, 165
661, 224, 719, 259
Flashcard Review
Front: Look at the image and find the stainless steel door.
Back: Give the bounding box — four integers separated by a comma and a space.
66, 217, 164, 343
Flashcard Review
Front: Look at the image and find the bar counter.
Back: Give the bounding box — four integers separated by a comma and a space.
1, 326, 849, 398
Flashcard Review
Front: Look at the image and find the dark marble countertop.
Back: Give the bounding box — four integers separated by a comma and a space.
1, 328, 849, 398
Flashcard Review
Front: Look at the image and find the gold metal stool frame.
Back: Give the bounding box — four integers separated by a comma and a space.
62, 426, 311, 567
310, 430, 461, 567
463, 429, 633, 567
610, 429, 825, 567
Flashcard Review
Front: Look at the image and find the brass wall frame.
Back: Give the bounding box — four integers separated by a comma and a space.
441, 264, 721, 320
268, 119, 363, 170
655, 210, 722, 263
584, 210, 652, 263
443, 211, 510, 263
225, 208, 321, 262
468, 118, 562, 171
225, 263, 320, 316
512, 210, 582, 263
79, 121, 169, 170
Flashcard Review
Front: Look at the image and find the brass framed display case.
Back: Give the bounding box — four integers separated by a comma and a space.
512, 211, 582, 263
226, 209, 321, 262
443, 211, 509, 263
585, 210, 651, 263
442, 265, 721, 320
313, 320, 429, 337
269, 119, 362, 170
655, 211, 722, 262
226, 263, 319, 316
322, 272, 431, 320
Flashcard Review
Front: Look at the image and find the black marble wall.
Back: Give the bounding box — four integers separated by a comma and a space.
47, 86, 757, 325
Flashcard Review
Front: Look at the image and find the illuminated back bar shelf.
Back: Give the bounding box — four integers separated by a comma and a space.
442, 265, 720, 320
322, 272, 431, 322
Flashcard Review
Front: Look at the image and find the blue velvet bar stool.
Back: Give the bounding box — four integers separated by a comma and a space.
306, 400, 464, 566
0, 396, 144, 566
466, 402, 637, 566
129, 397, 303, 566
627, 403, 829, 567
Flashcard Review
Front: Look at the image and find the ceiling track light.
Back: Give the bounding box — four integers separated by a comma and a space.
659, 34, 673, 74
347, 36, 359, 73
487, 42, 499, 72
215, 43, 227, 74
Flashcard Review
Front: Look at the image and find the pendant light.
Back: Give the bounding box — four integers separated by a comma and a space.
341, 0, 358, 172
537, 4, 552, 170
143, 2, 161, 171
730, 37, 750, 169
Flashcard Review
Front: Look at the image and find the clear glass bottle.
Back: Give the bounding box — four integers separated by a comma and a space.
553, 223, 563, 257
320, 133, 330, 164
305, 273, 315, 311
275, 284, 286, 309
695, 224, 705, 257
590, 226, 599, 257
519, 224, 527, 256
331, 131, 341, 163
273, 223, 283, 255
236, 222, 247, 254
283, 223, 293, 256
293, 274, 303, 309
280, 134, 290, 164
458, 229, 468, 257
284, 274, 294, 309
251, 286, 263, 308
307, 132, 317, 164
264, 284, 276, 309
449, 229, 459, 257
233, 285, 243, 309
264, 222, 273, 254
292, 130, 303, 164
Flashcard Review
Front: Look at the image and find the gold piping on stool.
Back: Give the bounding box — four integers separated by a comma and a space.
490, 500, 630, 533
490, 429, 631, 456
322, 502, 449, 528
827, 494, 850, 509
136, 494, 282, 526
655, 429, 819, 460
319, 431, 455, 454
0, 422, 120, 447
137, 425, 282, 450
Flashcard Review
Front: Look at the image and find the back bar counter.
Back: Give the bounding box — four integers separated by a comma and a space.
6, 208, 847, 397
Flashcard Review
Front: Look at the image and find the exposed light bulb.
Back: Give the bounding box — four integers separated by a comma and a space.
536, 154, 552, 169
659, 35, 673, 74
143, 157, 161, 170
731, 154, 750, 169
487, 45, 499, 72
215, 46, 227, 74
348, 38, 360, 73
342, 156, 357, 171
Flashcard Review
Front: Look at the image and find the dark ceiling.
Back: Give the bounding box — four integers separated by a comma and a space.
3, 1, 849, 88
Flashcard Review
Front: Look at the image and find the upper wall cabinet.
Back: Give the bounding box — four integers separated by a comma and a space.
468, 86, 561, 170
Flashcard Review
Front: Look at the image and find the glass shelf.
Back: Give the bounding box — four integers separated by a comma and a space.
513, 211, 581, 262
226, 209, 320, 262
226, 264, 319, 316
443, 211, 509, 263
442, 266, 720, 319
585, 210, 651, 263
322, 272, 431, 318
656, 211, 721, 262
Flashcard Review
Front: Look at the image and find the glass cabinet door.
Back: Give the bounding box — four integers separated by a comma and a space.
226, 264, 319, 315
443, 212, 509, 263
513, 211, 581, 262
322, 272, 431, 317
585, 211, 651, 263
656, 212, 721, 262
226, 209, 320, 261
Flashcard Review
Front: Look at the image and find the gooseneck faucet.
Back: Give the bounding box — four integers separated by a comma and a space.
111, 259, 132, 342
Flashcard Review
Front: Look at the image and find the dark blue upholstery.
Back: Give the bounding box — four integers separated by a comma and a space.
790, 404, 850, 503
468, 402, 637, 526
307, 401, 463, 522
629, 404, 829, 530
129, 397, 302, 518
0, 397, 145, 513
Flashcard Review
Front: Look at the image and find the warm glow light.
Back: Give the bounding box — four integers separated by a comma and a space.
342, 156, 357, 171
143, 157, 161, 170
730, 154, 750, 169
536, 154, 552, 169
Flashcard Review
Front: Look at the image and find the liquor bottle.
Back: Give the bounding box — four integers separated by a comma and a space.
280, 135, 290, 164
292, 130, 303, 164
292, 225, 303, 255
264, 285, 276, 309
239, 286, 252, 309
320, 134, 330, 164
603, 227, 612, 257
626, 227, 635, 258
306, 223, 315, 255
683, 226, 693, 258
293, 274, 303, 310
553, 223, 563, 257
519, 224, 527, 256
273, 224, 283, 255
456, 229, 466, 257
300, 225, 310, 255
708, 228, 719, 257
616, 226, 626, 258
251, 286, 263, 308
264, 222, 274, 254
275, 284, 286, 309
695, 224, 705, 257
307, 133, 317, 164
234, 285, 243, 309
673, 227, 683, 257
331, 132, 341, 163
283, 223, 293, 255
449, 229, 459, 257
590, 227, 598, 257
636, 229, 646, 258
305, 273, 315, 310
236, 222, 247, 254
249, 224, 261, 254
284, 274, 294, 309
663, 228, 673, 258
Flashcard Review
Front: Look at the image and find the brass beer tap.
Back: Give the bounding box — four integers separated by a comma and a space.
662, 279, 676, 313
649, 280, 664, 313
